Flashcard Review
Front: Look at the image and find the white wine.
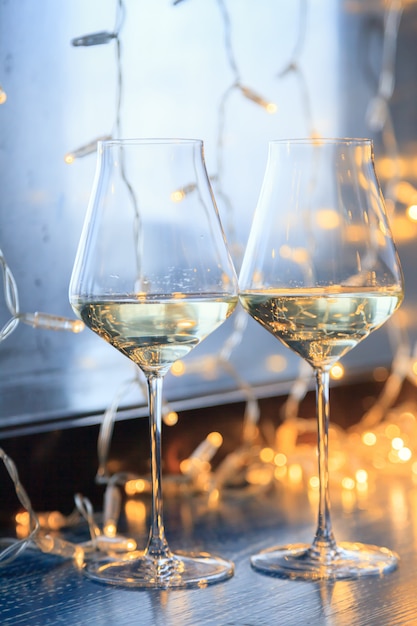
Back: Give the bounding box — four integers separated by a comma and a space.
239, 286, 403, 368
73, 295, 237, 373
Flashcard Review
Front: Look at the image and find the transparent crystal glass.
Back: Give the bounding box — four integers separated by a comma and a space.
239, 138, 404, 580
69, 139, 238, 588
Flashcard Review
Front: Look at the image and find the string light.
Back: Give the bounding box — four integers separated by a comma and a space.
71, 31, 117, 47
17, 312, 84, 333
64, 135, 112, 164
0, 248, 83, 341
3, 0, 417, 573
65, 0, 125, 162
238, 84, 277, 114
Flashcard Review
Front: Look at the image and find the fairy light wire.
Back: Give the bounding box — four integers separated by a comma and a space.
276, 0, 315, 138
4, 2, 417, 571
65, 0, 125, 162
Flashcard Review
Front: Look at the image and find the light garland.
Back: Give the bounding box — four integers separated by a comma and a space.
0, 248, 84, 340
64, 0, 125, 163
3, 0, 417, 571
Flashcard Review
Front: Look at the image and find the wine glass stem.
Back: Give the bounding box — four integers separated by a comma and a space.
145, 373, 173, 561
312, 367, 337, 556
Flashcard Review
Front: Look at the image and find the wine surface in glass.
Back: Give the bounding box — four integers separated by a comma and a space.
73, 295, 237, 372
240, 286, 402, 368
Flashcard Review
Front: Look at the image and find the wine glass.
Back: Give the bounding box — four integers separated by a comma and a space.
239, 138, 404, 580
69, 138, 238, 588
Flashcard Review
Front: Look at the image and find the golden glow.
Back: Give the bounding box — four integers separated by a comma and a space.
391, 215, 417, 242
64, 153, 75, 164
239, 85, 277, 114
171, 360, 186, 376
179, 459, 191, 474
395, 180, 417, 204
309, 476, 320, 489
341, 489, 356, 513
170, 190, 186, 203
362, 431, 377, 446
44, 511, 66, 530
274, 465, 287, 480
126, 538, 138, 551
208, 488, 220, 508
15, 511, 30, 526
266, 354, 287, 372
124, 499, 146, 526
125, 478, 147, 495
355, 469, 368, 484
310, 132, 323, 144
274, 452, 287, 466
103, 522, 117, 538
207, 431, 223, 447
330, 362, 344, 380
391, 437, 404, 450
0, 86, 7, 104
72, 319, 85, 333
316, 208, 340, 229
288, 463, 303, 484
246, 465, 273, 485
407, 205, 417, 222
385, 424, 401, 439
341, 476, 355, 490
292, 247, 309, 264
164, 411, 178, 426
398, 447, 412, 462
259, 447, 275, 463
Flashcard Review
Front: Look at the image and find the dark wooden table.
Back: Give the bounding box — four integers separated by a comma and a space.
0, 471, 416, 626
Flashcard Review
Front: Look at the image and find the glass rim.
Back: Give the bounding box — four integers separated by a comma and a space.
269, 137, 372, 146
98, 138, 204, 148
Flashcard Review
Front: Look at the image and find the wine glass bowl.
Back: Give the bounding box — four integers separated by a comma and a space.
239, 138, 404, 580
69, 138, 238, 588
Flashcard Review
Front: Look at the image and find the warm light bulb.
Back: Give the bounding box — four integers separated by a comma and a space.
171, 360, 185, 376
259, 447, 274, 463
274, 452, 287, 467
164, 411, 178, 426
341, 476, 355, 490
0, 86, 7, 104
316, 208, 340, 230
125, 478, 147, 495
362, 431, 377, 446
355, 469, 368, 484
407, 205, 417, 222
170, 190, 186, 202
330, 362, 344, 380
207, 431, 223, 447
239, 85, 277, 114
309, 476, 320, 489
391, 437, 404, 450
288, 463, 303, 484
398, 447, 412, 462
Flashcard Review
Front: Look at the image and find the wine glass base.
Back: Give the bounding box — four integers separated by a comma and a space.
83, 550, 234, 589
250, 541, 399, 580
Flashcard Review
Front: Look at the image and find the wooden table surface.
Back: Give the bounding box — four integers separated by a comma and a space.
1, 475, 416, 626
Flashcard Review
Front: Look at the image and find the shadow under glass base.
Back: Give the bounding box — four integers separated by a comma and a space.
250, 541, 399, 580
83, 549, 234, 589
